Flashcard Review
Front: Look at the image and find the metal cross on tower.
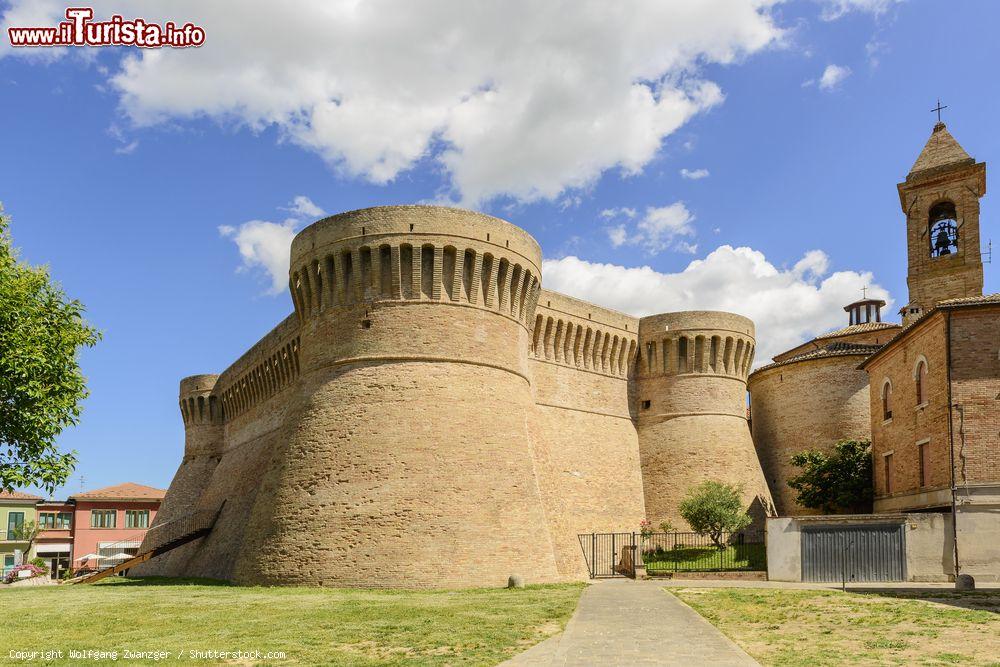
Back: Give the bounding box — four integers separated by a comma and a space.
861, 285, 868, 299
931, 99, 948, 123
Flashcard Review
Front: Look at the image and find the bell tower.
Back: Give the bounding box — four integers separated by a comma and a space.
897, 120, 986, 326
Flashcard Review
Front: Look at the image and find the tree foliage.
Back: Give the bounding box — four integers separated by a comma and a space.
0, 204, 100, 493
11, 520, 40, 564
678, 481, 751, 548
787, 439, 874, 514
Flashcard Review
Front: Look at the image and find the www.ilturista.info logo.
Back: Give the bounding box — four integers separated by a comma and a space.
7, 7, 205, 48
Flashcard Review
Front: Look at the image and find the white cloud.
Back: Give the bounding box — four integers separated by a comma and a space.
816, 64, 851, 91
283, 195, 325, 219
0, 1, 784, 205
607, 225, 628, 248
601, 207, 637, 220
680, 168, 710, 180
114, 140, 139, 155
219, 195, 323, 294
818, 0, 904, 21
541, 246, 891, 365
604, 203, 696, 254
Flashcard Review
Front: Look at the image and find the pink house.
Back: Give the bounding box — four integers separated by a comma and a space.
69, 483, 164, 572
35, 499, 75, 579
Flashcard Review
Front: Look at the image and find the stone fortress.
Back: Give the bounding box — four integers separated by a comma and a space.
137, 119, 995, 588
134, 206, 772, 587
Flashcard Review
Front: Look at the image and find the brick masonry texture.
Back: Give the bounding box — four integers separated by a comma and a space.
746, 322, 901, 517
135, 206, 774, 587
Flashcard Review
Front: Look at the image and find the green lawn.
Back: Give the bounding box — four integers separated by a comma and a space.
0, 577, 584, 666
673, 587, 1000, 666
642, 543, 766, 572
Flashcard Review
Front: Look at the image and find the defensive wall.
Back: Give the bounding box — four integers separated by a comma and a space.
136, 205, 772, 587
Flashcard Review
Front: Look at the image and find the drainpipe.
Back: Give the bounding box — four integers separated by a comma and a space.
945, 310, 960, 582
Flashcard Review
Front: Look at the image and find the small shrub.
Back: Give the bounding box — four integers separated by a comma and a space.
678, 481, 751, 548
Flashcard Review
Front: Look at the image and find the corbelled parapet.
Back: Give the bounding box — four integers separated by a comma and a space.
286, 206, 542, 378
635, 311, 772, 535
178, 374, 222, 458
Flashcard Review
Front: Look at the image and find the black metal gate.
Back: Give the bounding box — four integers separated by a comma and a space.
801, 523, 906, 583
578, 532, 638, 578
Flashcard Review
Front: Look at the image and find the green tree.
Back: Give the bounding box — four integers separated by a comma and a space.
787, 439, 874, 514
0, 204, 100, 493
11, 520, 41, 565
678, 481, 751, 548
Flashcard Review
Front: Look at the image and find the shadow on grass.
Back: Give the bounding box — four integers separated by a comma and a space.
93, 576, 233, 587
852, 588, 1000, 614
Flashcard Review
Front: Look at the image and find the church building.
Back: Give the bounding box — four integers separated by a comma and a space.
860, 121, 1000, 517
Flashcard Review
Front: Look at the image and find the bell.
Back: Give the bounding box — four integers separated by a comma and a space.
934, 230, 952, 255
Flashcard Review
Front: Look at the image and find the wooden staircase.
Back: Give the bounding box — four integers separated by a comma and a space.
74, 503, 224, 585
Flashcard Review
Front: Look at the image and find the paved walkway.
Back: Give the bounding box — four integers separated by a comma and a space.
502, 580, 759, 666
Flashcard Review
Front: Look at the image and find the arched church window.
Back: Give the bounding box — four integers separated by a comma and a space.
881, 380, 893, 421
914, 358, 928, 406
929, 201, 959, 257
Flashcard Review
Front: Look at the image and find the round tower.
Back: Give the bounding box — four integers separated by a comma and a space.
748, 299, 899, 515
178, 374, 224, 457
131, 374, 223, 577
635, 311, 772, 535
232, 206, 561, 587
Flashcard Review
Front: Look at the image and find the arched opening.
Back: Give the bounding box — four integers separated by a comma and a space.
378, 245, 393, 297
914, 357, 928, 406
462, 249, 475, 302
929, 201, 959, 257
399, 244, 414, 299
442, 246, 457, 300
359, 246, 373, 299
420, 244, 435, 298
480, 254, 494, 305
881, 379, 893, 421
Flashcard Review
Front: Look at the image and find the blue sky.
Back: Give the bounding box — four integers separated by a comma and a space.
1, 0, 996, 496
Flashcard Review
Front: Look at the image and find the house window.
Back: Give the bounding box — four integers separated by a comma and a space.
39, 512, 56, 529
57, 512, 72, 529
914, 359, 928, 406
91, 510, 117, 528
918, 442, 929, 487
6, 511, 24, 535
884, 453, 893, 495
881, 380, 893, 421
126, 510, 149, 529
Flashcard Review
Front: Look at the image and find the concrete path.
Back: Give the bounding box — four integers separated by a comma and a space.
502, 580, 759, 666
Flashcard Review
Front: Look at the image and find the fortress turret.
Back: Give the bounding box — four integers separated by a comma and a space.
635, 311, 773, 534
178, 374, 223, 458
233, 206, 561, 587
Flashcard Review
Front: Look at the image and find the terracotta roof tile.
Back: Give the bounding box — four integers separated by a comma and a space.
752, 342, 883, 374
816, 321, 900, 340
70, 482, 166, 500
0, 490, 44, 501
860, 293, 1000, 369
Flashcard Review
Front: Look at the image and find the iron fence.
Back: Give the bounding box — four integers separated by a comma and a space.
640, 531, 766, 574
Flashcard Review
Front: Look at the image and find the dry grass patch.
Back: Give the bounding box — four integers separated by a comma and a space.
672, 587, 1000, 667
0, 577, 584, 665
